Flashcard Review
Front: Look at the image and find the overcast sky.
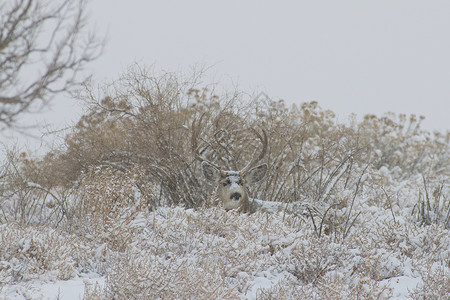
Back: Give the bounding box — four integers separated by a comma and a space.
6, 0, 450, 152
87, 0, 450, 129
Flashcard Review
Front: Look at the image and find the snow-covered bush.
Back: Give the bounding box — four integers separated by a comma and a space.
71, 166, 156, 252
0, 223, 101, 284
0, 64, 448, 298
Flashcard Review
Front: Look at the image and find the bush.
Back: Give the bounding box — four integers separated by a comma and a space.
0, 63, 448, 298
2, 64, 448, 231
0, 223, 100, 284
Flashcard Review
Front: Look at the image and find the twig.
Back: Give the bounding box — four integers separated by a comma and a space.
342, 161, 371, 239
381, 186, 397, 223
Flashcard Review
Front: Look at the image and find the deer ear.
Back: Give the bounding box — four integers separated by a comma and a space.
202, 161, 221, 182
245, 164, 267, 184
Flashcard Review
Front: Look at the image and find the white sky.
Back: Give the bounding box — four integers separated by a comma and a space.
4, 0, 450, 153
87, 0, 449, 130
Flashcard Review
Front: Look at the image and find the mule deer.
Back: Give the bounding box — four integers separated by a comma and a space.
192, 119, 268, 213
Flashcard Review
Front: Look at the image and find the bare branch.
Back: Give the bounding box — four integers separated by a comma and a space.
0, 0, 104, 130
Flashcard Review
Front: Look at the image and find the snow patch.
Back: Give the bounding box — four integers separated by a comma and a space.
0, 276, 105, 300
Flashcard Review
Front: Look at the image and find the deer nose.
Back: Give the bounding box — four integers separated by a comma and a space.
230, 192, 242, 201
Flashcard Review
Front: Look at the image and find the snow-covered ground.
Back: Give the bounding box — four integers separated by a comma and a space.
1, 277, 104, 300
1, 198, 448, 299
0, 272, 422, 300
0, 269, 430, 299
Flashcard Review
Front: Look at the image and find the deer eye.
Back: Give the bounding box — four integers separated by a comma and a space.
222, 179, 231, 186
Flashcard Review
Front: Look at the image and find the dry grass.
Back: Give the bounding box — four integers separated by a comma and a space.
0, 223, 98, 284
411, 262, 450, 299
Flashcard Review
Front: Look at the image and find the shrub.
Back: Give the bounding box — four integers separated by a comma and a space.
0, 223, 99, 284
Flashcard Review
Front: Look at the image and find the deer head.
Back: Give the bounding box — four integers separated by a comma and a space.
192, 118, 268, 213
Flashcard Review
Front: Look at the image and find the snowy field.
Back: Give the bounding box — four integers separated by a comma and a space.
1, 190, 448, 299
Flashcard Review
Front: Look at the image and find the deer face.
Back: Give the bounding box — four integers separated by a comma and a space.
202, 162, 267, 211
192, 117, 269, 212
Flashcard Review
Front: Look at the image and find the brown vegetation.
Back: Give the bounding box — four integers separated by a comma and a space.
1, 65, 449, 298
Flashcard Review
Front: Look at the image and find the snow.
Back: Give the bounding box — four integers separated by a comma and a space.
245, 271, 289, 299
383, 276, 421, 299
1, 198, 449, 299
0, 277, 105, 300
26, 182, 43, 189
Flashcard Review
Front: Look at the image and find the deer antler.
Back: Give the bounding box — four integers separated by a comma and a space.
240, 127, 268, 175
191, 114, 223, 171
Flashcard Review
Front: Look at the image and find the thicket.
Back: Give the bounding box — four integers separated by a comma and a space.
1, 65, 448, 228
1, 65, 449, 298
